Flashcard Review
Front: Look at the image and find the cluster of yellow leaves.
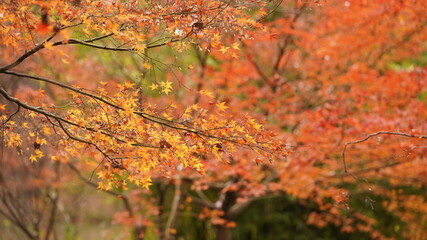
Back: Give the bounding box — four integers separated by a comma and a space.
149, 81, 173, 95
3, 118, 50, 163
0, 0, 286, 194
0, 82, 283, 190
5, 131, 22, 148
29, 149, 44, 162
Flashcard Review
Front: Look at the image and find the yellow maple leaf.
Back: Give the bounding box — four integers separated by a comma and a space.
135, 44, 147, 53
149, 83, 158, 90
213, 33, 221, 40
35, 149, 44, 158
124, 81, 135, 88
216, 101, 229, 111
43, 42, 54, 49
211, 33, 221, 47
142, 62, 152, 69
219, 46, 230, 54
193, 161, 204, 170
249, 118, 262, 131
199, 89, 214, 98
232, 42, 240, 50
43, 126, 52, 135
30, 155, 38, 162
191, 103, 200, 111
36, 137, 47, 145
83, 27, 92, 36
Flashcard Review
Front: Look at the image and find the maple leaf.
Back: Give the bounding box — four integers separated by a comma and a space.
219, 46, 230, 54
149, 83, 158, 90
216, 101, 229, 111
191, 104, 200, 111
141, 178, 152, 189
83, 27, 91, 36
232, 42, 240, 50
123, 81, 135, 89
35, 149, 44, 158
43, 42, 54, 49
211, 33, 222, 47
135, 44, 147, 53
29, 155, 38, 162
142, 62, 152, 69
43, 126, 52, 135
39, 88, 46, 96
160, 81, 173, 95
199, 89, 214, 98
259, 8, 267, 16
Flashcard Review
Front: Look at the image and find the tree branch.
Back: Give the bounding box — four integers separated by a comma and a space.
67, 163, 133, 215
0, 31, 190, 73
273, 2, 306, 72
0, 33, 113, 73
0, 103, 20, 126
342, 131, 427, 173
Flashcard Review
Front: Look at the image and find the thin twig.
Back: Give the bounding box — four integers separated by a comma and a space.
0, 104, 20, 126
342, 131, 427, 173
67, 163, 133, 216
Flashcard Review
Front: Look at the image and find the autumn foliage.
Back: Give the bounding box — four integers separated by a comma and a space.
1, 0, 426, 239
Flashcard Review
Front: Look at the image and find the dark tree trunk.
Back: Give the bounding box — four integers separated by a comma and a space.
216, 225, 231, 240
215, 190, 236, 240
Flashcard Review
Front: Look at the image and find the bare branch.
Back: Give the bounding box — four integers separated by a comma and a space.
342, 131, 427, 173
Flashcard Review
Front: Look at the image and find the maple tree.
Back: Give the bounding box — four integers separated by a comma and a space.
0, 0, 284, 189
0, 0, 283, 239
1, 0, 427, 240
211, 0, 426, 239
